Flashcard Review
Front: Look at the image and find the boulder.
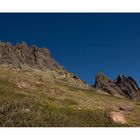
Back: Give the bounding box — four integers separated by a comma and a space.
108, 111, 127, 124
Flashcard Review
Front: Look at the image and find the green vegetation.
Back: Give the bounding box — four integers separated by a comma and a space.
0, 78, 117, 127
0, 97, 124, 127
0, 66, 139, 127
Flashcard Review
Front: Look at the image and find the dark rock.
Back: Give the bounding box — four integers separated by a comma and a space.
119, 105, 134, 112
73, 75, 78, 79
95, 73, 124, 97
94, 73, 140, 99
117, 75, 140, 99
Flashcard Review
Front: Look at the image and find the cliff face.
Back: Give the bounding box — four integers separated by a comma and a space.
0, 41, 89, 89
95, 73, 140, 99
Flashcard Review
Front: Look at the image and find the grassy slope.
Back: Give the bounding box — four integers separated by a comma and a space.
0, 66, 140, 127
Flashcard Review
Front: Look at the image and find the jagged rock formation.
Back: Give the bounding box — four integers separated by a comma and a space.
95, 73, 123, 97
95, 73, 140, 99
0, 41, 89, 89
0, 41, 60, 70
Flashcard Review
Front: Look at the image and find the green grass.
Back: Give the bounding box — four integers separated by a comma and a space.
0, 78, 126, 127
41, 104, 129, 127
62, 98, 78, 106
0, 98, 126, 127
0, 67, 139, 127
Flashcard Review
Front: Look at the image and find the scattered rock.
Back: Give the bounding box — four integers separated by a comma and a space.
17, 80, 30, 89
77, 107, 82, 110
48, 88, 64, 95
108, 111, 127, 124
22, 108, 30, 113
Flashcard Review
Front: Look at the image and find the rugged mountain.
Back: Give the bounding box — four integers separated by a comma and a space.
0, 41, 88, 89
1, 41, 140, 126
94, 73, 140, 99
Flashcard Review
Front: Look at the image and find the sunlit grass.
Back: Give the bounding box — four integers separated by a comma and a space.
0, 66, 139, 127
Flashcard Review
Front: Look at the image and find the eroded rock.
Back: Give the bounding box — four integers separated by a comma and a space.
0, 41, 89, 89
94, 73, 140, 99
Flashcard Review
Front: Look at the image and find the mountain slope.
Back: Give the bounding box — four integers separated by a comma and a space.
1, 66, 140, 127
0, 41, 88, 89
0, 41, 140, 126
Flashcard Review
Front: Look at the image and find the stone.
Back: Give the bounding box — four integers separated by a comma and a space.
16, 80, 30, 89
108, 111, 127, 124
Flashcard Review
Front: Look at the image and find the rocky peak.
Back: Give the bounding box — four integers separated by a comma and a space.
0, 41, 60, 70
95, 73, 140, 99
0, 41, 89, 89
95, 73, 123, 97
95, 73, 113, 85
116, 75, 140, 98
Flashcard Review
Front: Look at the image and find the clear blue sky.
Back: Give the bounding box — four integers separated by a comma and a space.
0, 13, 140, 85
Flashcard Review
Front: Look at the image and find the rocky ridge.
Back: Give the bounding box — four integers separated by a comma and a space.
94, 73, 140, 99
0, 41, 88, 89
0, 41, 60, 70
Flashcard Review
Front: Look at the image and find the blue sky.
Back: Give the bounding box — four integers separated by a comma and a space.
0, 13, 140, 85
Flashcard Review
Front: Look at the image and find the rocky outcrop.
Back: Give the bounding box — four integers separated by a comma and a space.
117, 75, 140, 98
95, 73, 140, 99
0, 41, 61, 71
95, 73, 123, 97
0, 41, 89, 89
